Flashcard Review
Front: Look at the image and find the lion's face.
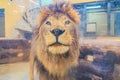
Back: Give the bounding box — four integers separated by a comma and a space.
39, 13, 77, 55
33, 3, 80, 76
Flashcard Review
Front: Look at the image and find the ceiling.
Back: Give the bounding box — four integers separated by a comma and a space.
53, 0, 102, 4
70, 0, 102, 4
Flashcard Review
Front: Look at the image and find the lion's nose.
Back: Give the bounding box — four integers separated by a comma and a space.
50, 29, 65, 37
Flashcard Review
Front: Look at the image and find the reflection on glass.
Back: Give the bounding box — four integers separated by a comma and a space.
0, 0, 120, 80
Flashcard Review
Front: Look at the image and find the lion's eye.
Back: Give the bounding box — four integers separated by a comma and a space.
65, 20, 71, 25
46, 21, 51, 25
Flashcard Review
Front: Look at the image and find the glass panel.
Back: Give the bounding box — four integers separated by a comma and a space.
0, 9, 5, 37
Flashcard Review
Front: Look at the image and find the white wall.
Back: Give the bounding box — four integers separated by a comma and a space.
87, 12, 108, 36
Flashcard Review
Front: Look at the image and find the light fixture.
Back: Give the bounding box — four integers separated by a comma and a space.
42, 0, 53, 5
86, 5, 101, 9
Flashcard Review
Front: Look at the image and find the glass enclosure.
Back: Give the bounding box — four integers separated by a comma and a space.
0, 0, 120, 80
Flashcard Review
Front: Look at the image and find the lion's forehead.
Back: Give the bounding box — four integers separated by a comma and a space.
47, 13, 70, 22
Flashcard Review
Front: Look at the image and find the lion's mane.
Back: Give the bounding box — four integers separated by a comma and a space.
31, 2, 80, 80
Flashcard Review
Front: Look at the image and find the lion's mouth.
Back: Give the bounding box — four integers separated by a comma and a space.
47, 41, 69, 54
48, 41, 69, 47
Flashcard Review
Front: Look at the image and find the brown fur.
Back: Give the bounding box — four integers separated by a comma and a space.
30, 2, 80, 80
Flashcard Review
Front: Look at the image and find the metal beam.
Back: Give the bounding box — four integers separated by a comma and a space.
107, 1, 111, 36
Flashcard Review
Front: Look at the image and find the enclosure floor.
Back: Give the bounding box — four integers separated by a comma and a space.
0, 62, 29, 80
0, 62, 120, 80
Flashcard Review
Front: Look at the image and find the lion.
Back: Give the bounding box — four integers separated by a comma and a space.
30, 2, 80, 80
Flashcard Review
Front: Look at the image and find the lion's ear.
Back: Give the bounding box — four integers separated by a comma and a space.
60, 2, 80, 24
37, 7, 50, 27
67, 8, 80, 24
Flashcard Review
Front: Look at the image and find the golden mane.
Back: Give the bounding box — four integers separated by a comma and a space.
30, 2, 80, 80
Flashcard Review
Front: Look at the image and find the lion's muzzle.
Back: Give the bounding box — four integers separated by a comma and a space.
46, 28, 70, 54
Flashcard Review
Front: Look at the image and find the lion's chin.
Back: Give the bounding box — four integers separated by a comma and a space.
48, 45, 69, 55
